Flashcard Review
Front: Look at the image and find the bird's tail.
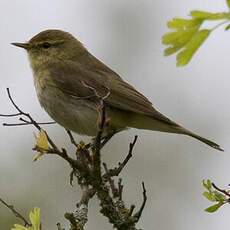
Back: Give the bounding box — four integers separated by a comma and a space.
126, 113, 223, 151
180, 128, 224, 151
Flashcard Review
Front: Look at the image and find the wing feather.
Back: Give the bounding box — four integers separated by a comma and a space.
48, 60, 175, 125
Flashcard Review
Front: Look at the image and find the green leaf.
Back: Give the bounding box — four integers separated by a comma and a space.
163, 8, 230, 66
177, 29, 211, 66
164, 46, 182, 56
162, 29, 196, 46
11, 224, 28, 230
225, 24, 230, 30
206, 179, 212, 190
11, 208, 41, 230
202, 191, 216, 202
167, 18, 202, 29
162, 28, 200, 57
214, 191, 226, 202
203, 179, 212, 191
227, 0, 230, 9
191, 10, 229, 20
29, 208, 41, 230
205, 202, 224, 213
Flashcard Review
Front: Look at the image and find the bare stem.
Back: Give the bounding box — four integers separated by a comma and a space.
212, 183, 230, 198
66, 130, 78, 147
0, 113, 21, 117
0, 198, 31, 227
133, 182, 147, 222
104, 135, 138, 178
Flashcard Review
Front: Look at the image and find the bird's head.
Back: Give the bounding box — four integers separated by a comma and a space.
12, 29, 86, 70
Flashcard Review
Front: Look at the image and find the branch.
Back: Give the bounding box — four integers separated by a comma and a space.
104, 135, 138, 179
212, 183, 230, 198
67, 185, 96, 230
133, 182, 147, 222
64, 212, 84, 230
103, 163, 120, 198
0, 113, 21, 117
1, 89, 78, 168
66, 130, 78, 147
1, 89, 148, 230
91, 99, 106, 185
3, 117, 56, 127
0, 197, 31, 227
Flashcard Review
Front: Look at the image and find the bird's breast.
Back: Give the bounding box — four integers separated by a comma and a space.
33, 72, 100, 136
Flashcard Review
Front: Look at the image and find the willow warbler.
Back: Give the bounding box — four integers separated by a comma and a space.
12, 29, 223, 151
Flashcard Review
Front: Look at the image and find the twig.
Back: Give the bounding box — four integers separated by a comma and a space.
103, 163, 119, 198
100, 132, 115, 149
133, 182, 147, 222
105, 135, 138, 178
6, 88, 25, 114
0, 113, 21, 117
3, 121, 55, 126
2, 89, 85, 174
3, 122, 34, 127
0, 197, 31, 227
118, 178, 123, 201
66, 130, 78, 147
1, 89, 58, 150
2, 117, 56, 126
212, 183, 230, 198
118, 135, 138, 174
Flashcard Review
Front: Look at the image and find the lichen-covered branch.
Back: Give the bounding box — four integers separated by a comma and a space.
0, 88, 148, 230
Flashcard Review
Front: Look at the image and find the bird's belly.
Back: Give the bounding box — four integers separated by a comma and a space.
36, 86, 99, 136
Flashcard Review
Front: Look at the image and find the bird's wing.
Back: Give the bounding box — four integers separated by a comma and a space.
48, 61, 175, 125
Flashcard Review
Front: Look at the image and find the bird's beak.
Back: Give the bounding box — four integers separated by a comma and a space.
11, 42, 30, 50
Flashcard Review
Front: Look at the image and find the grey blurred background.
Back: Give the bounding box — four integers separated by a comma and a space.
1, 0, 230, 229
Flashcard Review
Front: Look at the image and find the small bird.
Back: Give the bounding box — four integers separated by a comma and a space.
12, 29, 223, 151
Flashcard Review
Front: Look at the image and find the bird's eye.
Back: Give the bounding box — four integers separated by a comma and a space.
42, 42, 51, 49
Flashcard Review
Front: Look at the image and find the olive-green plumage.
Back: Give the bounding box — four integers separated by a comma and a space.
12, 29, 223, 151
